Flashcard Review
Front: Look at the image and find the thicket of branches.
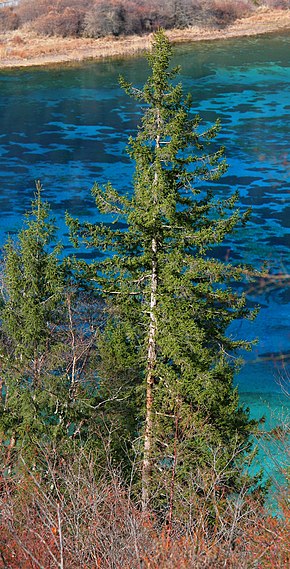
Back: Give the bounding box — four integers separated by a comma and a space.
0, 0, 288, 37
0, 444, 289, 568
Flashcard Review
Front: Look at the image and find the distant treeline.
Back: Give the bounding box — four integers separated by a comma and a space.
0, 0, 288, 38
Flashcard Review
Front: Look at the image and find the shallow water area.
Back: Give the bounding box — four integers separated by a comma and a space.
0, 33, 289, 479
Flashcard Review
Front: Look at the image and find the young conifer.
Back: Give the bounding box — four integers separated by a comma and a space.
0, 186, 107, 467
67, 31, 257, 512
0, 184, 65, 461
1, 183, 63, 376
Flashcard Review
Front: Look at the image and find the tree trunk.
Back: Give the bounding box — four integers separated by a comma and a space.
142, 236, 158, 512
142, 109, 161, 512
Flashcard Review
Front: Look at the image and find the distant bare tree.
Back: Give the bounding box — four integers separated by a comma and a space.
32, 7, 83, 37
83, 1, 128, 38
16, 0, 51, 25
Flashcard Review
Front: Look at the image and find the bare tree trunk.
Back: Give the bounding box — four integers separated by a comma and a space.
67, 293, 77, 390
142, 237, 158, 512
5, 432, 16, 471
57, 502, 64, 569
33, 351, 41, 389
167, 404, 179, 544
141, 110, 161, 512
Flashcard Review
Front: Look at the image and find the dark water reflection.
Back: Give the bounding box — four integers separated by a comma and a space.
0, 35, 289, 460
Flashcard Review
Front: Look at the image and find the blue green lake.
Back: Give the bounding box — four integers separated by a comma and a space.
0, 33, 289, 478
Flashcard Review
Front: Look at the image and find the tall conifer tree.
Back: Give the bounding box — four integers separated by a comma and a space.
67, 31, 256, 511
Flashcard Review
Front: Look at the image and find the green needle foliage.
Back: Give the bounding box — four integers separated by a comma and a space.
0, 183, 76, 461
2, 184, 63, 367
0, 185, 65, 463
67, 31, 258, 512
0, 186, 109, 469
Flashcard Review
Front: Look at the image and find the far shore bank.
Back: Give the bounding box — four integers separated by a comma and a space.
0, 7, 289, 69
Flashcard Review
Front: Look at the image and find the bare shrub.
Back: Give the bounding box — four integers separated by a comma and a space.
132, 0, 175, 31
166, 0, 198, 29
83, 0, 189, 38
262, 0, 290, 7
32, 7, 83, 37
1, 445, 289, 569
0, 451, 153, 568
210, 0, 254, 27
54, 0, 94, 35
15, 0, 51, 25
83, 1, 128, 38
0, 8, 19, 33
9, 0, 290, 40
162, 0, 255, 30
55, 0, 94, 9
15, 0, 93, 36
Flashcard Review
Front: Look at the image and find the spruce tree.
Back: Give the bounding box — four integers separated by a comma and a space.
2, 184, 62, 376
0, 184, 65, 460
0, 185, 110, 471
0, 187, 107, 468
67, 31, 257, 512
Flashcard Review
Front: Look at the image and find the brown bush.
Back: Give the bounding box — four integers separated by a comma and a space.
0, 8, 19, 33
15, 0, 93, 35
10, 0, 288, 40
83, 0, 197, 39
263, 0, 290, 7
83, 1, 128, 38
167, 0, 197, 29
32, 7, 84, 37
210, 0, 254, 27
0, 446, 289, 569
135, 0, 174, 33
15, 0, 51, 25
55, 0, 93, 9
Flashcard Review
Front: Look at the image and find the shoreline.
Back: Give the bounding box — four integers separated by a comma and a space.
0, 7, 289, 69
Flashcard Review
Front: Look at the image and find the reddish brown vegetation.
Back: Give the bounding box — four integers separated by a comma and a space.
0, 7, 19, 33
0, 0, 287, 38
0, 452, 289, 569
264, 0, 289, 7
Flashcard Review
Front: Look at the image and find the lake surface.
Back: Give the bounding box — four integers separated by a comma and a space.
0, 33, 289, 477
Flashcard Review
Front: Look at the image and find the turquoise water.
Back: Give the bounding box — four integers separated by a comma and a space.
0, 34, 289, 477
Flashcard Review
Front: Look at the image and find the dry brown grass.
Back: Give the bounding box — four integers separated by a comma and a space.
0, 7, 289, 69
0, 29, 152, 66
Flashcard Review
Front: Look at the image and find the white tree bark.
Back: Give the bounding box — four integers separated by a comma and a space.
142, 110, 160, 512
142, 236, 158, 512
